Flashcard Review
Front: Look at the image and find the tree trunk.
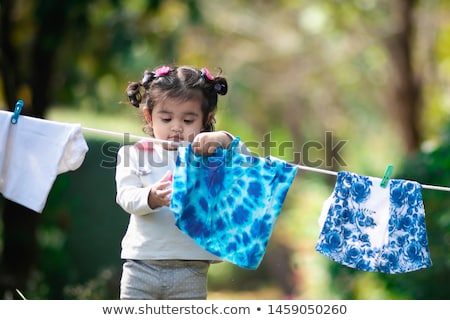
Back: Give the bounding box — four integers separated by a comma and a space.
385, 0, 422, 154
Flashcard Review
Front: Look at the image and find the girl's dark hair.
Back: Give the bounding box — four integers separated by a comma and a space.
125, 65, 228, 134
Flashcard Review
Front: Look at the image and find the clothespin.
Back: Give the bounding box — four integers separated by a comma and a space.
380, 164, 394, 188
10, 100, 24, 124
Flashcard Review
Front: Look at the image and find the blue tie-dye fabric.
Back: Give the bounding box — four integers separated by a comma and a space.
170, 138, 298, 269
315, 171, 432, 274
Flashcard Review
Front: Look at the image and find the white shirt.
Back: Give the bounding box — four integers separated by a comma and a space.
115, 141, 220, 261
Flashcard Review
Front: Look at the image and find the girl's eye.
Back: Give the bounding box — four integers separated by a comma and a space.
184, 119, 194, 124
162, 118, 171, 123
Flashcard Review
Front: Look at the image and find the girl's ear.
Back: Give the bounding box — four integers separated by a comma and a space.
143, 107, 152, 124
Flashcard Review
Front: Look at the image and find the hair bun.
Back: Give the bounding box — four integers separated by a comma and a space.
214, 78, 228, 95
126, 82, 142, 108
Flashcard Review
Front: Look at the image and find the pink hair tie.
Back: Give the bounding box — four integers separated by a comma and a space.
201, 67, 214, 81
155, 66, 171, 77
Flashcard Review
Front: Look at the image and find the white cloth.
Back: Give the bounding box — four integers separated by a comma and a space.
0, 110, 89, 213
115, 141, 220, 261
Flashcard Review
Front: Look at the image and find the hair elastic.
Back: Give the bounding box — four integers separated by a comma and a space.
201, 67, 214, 81
155, 66, 171, 77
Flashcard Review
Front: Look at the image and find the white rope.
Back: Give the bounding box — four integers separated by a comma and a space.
420, 184, 450, 192
296, 164, 338, 176
81, 126, 450, 192
82, 126, 180, 146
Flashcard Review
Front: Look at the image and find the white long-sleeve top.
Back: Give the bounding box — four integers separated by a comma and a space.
115, 141, 220, 261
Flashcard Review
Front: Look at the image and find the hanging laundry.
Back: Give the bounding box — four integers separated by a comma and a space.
315, 171, 432, 274
0, 111, 89, 213
170, 138, 298, 269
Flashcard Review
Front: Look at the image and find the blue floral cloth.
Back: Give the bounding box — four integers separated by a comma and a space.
170, 138, 298, 269
315, 171, 432, 274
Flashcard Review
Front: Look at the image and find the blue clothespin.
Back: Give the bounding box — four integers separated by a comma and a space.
10, 100, 24, 124
380, 164, 394, 188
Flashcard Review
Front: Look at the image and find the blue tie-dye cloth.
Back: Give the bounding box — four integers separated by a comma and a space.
315, 171, 432, 274
170, 138, 298, 269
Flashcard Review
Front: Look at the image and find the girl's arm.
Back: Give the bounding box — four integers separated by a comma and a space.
115, 145, 168, 215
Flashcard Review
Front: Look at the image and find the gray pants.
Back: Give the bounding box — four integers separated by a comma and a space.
120, 259, 210, 300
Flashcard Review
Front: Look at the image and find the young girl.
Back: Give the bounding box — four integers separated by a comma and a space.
115, 65, 238, 300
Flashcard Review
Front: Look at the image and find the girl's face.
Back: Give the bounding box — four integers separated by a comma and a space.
149, 97, 205, 149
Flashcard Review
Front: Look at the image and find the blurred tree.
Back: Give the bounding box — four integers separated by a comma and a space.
384, 0, 422, 153
0, 0, 91, 299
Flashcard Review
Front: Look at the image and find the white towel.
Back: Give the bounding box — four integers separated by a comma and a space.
0, 110, 89, 213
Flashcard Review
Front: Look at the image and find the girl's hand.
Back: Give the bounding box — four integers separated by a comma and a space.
148, 171, 173, 208
192, 131, 232, 155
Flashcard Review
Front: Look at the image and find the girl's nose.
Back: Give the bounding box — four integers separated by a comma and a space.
171, 123, 183, 133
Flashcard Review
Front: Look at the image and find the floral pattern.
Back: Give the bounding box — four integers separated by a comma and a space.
315, 171, 432, 274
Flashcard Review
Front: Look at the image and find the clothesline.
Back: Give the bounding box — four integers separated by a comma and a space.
82, 126, 450, 193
